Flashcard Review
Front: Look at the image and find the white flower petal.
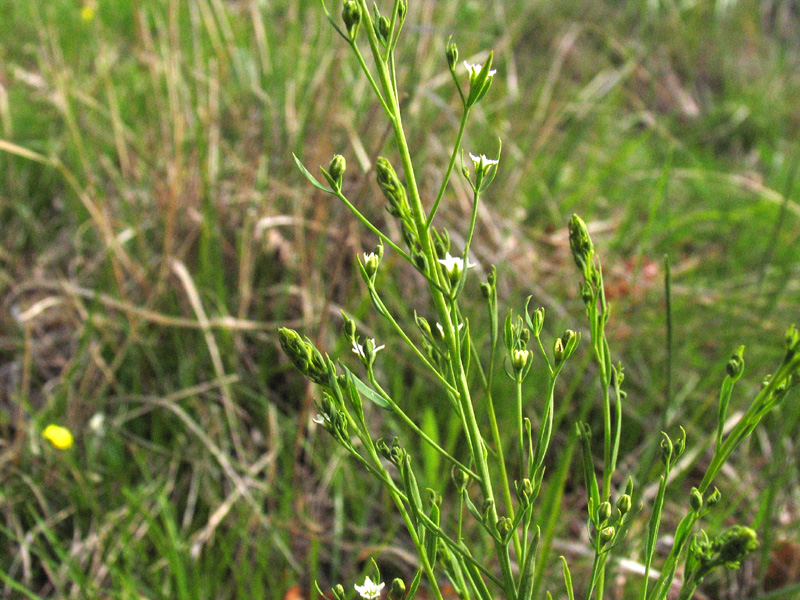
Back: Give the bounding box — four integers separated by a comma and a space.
351, 340, 366, 359
354, 576, 385, 599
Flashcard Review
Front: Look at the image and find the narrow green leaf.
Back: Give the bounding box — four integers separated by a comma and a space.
341, 365, 391, 409
292, 153, 334, 193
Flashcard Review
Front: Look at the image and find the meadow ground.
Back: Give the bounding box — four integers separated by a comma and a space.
0, 1, 799, 599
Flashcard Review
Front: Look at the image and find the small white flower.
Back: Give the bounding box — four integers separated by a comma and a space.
354, 576, 385, 599
312, 414, 327, 426
469, 152, 499, 172
438, 252, 476, 282
464, 61, 497, 80
351, 339, 385, 360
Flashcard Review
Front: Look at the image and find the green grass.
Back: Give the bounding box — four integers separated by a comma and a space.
1, 0, 799, 598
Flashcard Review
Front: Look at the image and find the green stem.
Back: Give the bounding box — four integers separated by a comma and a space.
427, 110, 470, 228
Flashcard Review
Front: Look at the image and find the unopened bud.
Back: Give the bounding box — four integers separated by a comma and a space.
599, 526, 615, 545
690, 488, 703, 511
496, 516, 513, 537
515, 478, 533, 504
390, 578, 406, 600
328, 154, 346, 190
726, 346, 745, 380
512, 348, 530, 372
527, 305, 544, 336
332, 584, 346, 600
376, 15, 391, 43
452, 466, 470, 490
597, 501, 612, 523
617, 494, 632, 516
705, 487, 721, 508
341, 1, 361, 39
342, 313, 357, 341
568, 214, 594, 272
446, 39, 458, 70
376, 157, 408, 217
553, 338, 565, 365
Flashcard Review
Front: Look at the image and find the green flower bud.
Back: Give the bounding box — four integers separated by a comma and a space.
278, 327, 330, 385
511, 348, 530, 372
597, 501, 612, 523
568, 214, 594, 273
690, 487, 703, 511
705, 487, 721, 508
526, 304, 544, 337
553, 337, 565, 365
617, 494, 632, 516
515, 478, 533, 504
376, 437, 390, 459
480, 281, 492, 299
660, 435, 673, 465
389, 578, 406, 600
598, 526, 615, 546
396, 0, 407, 21
726, 345, 745, 380
332, 584, 346, 600
496, 516, 514, 538
328, 154, 346, 190
452, 465, 470, 490
389, 438, 406, 465
376, 157, 409, 217
341, 1, 361, 40
446, 39, 458, 70
342, 312, 357, 341
376, 15, 391, 44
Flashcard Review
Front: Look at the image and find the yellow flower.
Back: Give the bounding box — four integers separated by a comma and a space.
81, 3, 96, 22
43, 424, 74, 450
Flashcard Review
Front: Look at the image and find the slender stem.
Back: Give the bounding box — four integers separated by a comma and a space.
427, 110, 470, 228
334, 190, 411, 261
349, 41, 392, 117
368, 286, 460, 395
473, 344, 522, 563
368, 375, 480, 481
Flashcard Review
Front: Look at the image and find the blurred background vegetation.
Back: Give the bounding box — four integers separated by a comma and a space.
0, 0, 798, 598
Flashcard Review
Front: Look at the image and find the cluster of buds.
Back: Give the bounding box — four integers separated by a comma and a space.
591, 478, 634, 551
278, 327, 331, 385
684, 526, 759, 587
503, 313, 532, 381
376, 436, 407, 467
689, 486, 721, 516
660, 427, 686, 468
376, 157, 418, 250
312, 393, 349, 442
